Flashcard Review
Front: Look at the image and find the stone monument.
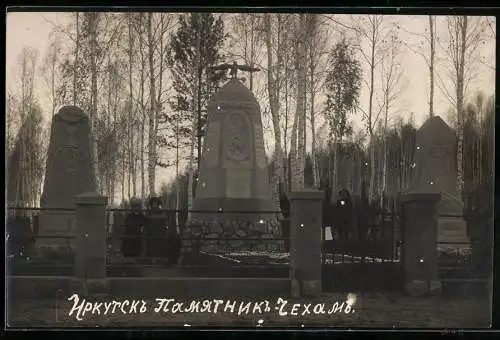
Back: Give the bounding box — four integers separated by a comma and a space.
409, 115, 470, 249
182, 63, 283, 253
37, 106, 96, 249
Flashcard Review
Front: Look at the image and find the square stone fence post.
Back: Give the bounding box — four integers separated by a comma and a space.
73, 192, 108, 294
400, 192, 441, 297
289, 189, 324, 298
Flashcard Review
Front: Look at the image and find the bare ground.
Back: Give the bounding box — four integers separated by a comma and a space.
6, 292, 490, 329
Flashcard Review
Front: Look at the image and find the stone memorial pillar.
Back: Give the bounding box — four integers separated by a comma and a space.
289, 189, 324, 297
37, 106, 96, 249
184, 78, 283, 253
401, 192, 441, 297
73, 192, 108, 292
410, 116, 469, 249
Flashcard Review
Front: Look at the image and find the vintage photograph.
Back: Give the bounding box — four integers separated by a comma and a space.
5, 10, 495, 328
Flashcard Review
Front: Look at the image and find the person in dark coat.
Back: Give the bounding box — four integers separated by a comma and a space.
7, 205, 34, 258
121, 198, 147, 257
319, 176, 333, 228
356, 181, 370, 240
165, 211, 182, 265
145, 196, 168, 258
334, 189, 354, 241
279, 187, 291, 252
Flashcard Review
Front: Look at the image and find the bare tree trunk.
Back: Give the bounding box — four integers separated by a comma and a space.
264, 14, 284, 205
138, 15, 146, 200
456, 16, 467, 198
147, 13, 157, 197
73, 13, 79, 106
89, 13, 100, 194
429, 15, 435, 118
187, 109, 197, 222
333, 137, 340, 198
128, 18, 134, 200
175, 114, 181, 226
381, 99, 389, 201
368, 27, 376, 202
309, 44, 318, 187
121, 156, 125, 203
296, 14, 307, 191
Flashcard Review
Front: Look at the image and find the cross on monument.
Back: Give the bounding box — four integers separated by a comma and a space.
210, 61, 260, 79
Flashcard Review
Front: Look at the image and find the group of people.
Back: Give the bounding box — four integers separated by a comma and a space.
279, 179, 385, 241
119, 196, 181, 264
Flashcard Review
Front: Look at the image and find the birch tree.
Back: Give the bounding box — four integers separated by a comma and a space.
322, 39, 362, 196
353, 15, 393, 201
436, 16, 488, 197
305, 14, 330, 188
379, 34, 406, 201
229, 13, 264, 91
263, 13, 289, 199
289, 14, 308, 190
400, 16, 437, 118
40, 32, 62, 116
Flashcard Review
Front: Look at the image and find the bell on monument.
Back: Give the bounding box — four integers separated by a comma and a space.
182, 70, 283, 254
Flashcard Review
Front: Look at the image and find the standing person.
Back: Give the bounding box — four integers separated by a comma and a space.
356, 181, 370, 240
7, 204, 34, 258
279, 185, 290, 252
145, 196, 168, 258
319, 176, 333, 236
335, 189, 354, 241
165, 205, 182, 265
121, 198, 147, 258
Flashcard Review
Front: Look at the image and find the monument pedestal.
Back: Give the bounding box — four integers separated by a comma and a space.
36, 211, 77, 250
437, 197, 470, 251
438, 217, 470, 249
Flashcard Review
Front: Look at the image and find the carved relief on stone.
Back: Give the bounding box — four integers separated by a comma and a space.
224, 111, 252, 161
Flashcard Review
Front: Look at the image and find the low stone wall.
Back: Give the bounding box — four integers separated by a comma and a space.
7, 276, 290, 299
182, 218, 285, 253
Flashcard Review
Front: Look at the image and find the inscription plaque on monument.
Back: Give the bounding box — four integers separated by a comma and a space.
226, 168, 252, 198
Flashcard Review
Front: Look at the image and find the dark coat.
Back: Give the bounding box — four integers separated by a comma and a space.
121, 213, 147, 257
7, 215, 34, 256
145, 214, 168, 257
334, 197, 354, 229
322, 189, 333, 227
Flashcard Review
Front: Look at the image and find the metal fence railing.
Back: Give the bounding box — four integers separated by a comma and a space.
321, 211, 400, 265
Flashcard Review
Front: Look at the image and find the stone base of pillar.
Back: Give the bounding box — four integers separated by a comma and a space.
291, 279, 301, 298
429, 280, 442, 295
405, 279, 442, 297
405, 280, 428, 297
301, 280, 321, 297
182, 217, 284, 253
71, 278, 110, 296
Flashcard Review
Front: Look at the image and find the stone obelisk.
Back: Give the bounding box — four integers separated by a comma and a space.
183, 63, 282, 253
409, 116, 469, 248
